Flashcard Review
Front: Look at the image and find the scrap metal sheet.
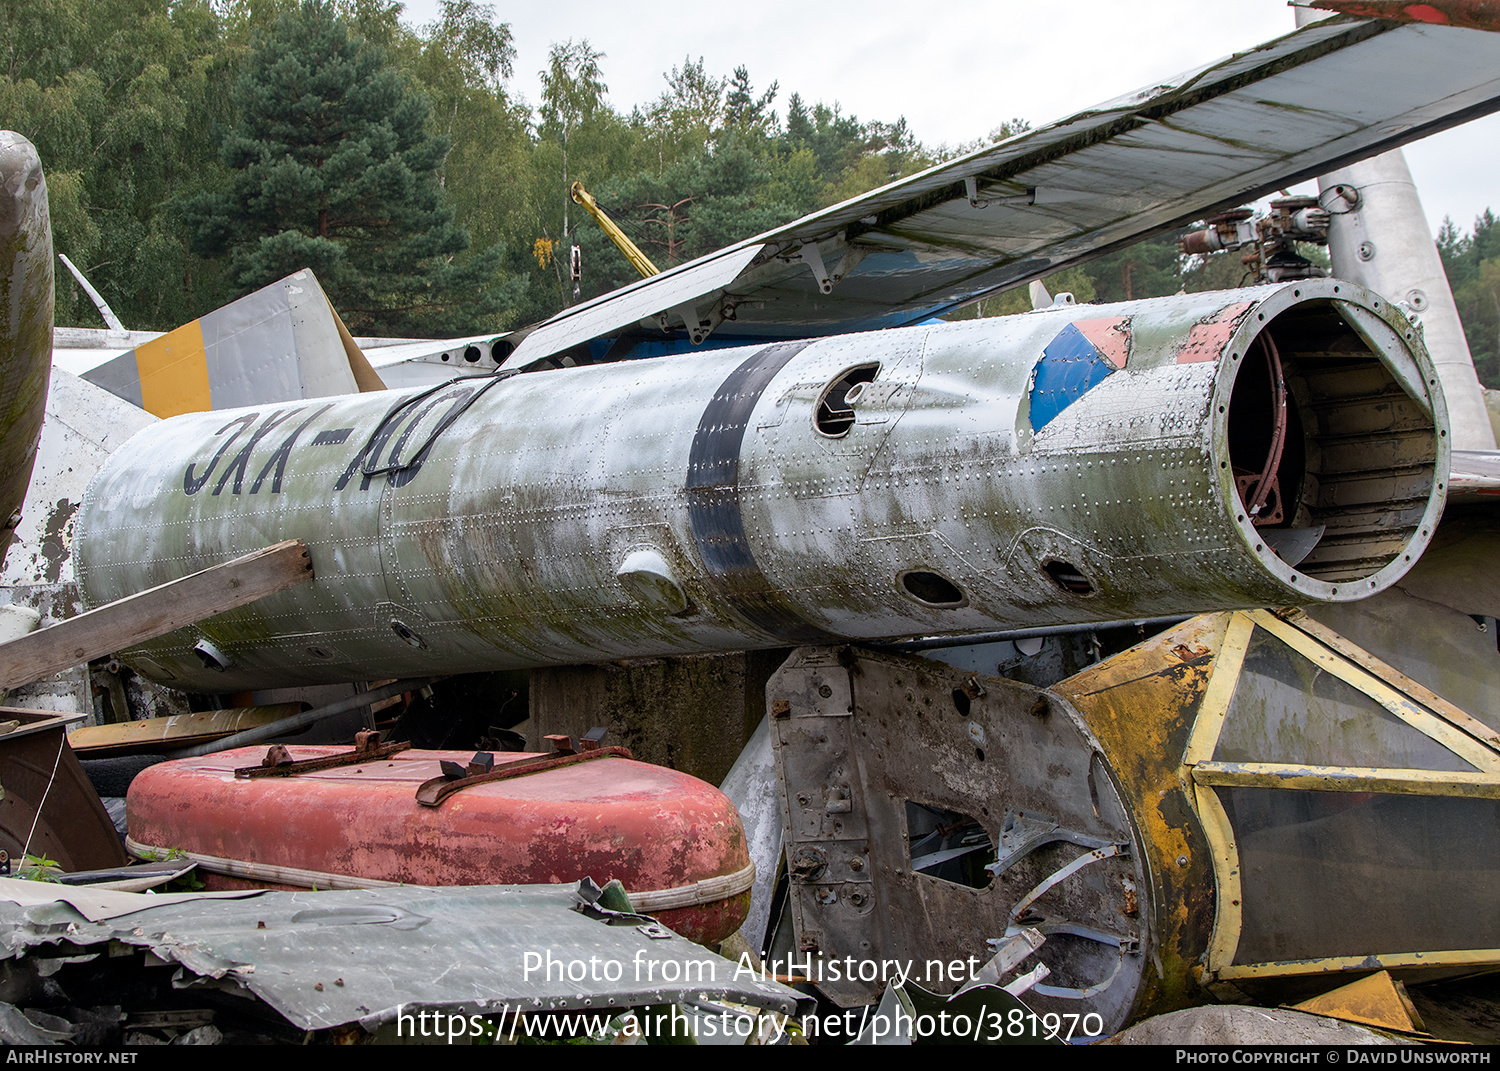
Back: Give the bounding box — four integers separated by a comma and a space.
502, 16, 1500, 367
0, 881, 807, 1032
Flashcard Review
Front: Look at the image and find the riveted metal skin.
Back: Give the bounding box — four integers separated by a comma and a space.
76, 280, 1446, 692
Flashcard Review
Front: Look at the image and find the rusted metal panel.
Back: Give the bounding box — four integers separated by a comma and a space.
0, 709, 127, 871
75, 281, 1447, 693
768, 646, 1149, 1032
126, 744, 752, 945
1049, 615, 1229, 1018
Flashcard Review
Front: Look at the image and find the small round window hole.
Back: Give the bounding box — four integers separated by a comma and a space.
900, 570, 966, 607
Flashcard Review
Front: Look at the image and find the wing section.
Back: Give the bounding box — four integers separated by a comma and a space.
501, 16, 1500, 369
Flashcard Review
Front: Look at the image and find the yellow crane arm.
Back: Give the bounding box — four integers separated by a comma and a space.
570, 181, 660, 279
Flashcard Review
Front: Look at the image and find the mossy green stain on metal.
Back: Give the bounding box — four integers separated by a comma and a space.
76, 282, 1444, 691
0, 134, 53, 547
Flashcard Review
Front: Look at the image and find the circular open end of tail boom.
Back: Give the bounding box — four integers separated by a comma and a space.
1219, 279, 1447, 600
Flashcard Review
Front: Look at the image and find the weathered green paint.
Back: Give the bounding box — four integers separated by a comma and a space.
75, 280, 1446, 692
0, 134, 53, 553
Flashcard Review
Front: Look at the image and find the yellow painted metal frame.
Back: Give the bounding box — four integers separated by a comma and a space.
1178, 610, 1500, 980
1192, 762, 1500, 798
1216, 948, 1500, 982
1192, 780, 1244, 971
1182, 611, 1254, 768
1286, 610, 1500, 750
1247, 610, 1500, 772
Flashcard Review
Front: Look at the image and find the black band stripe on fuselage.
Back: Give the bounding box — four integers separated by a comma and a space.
687, 340, 837, 644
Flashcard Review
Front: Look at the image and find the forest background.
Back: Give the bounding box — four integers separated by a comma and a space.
5, 0, 1498, 383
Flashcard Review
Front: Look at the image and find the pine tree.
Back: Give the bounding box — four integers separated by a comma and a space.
723, 67, 777, 136
184, 0, 514, 335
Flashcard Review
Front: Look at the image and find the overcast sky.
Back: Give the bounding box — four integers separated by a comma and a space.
396, 0, 1500, 238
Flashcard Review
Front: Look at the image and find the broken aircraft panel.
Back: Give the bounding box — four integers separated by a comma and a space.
0, 879, 809, 1038
769, 603, 1500, 1035
1054, 605, 1500, 996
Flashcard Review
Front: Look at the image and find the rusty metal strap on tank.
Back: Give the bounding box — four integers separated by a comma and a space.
235, 731, 411, 779
415, 745, 635, 807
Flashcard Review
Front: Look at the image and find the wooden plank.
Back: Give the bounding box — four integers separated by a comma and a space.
67, 704, 303, 758
0, 539, 313, 693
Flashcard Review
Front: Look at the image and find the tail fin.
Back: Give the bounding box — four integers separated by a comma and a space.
84, 269, 385, 417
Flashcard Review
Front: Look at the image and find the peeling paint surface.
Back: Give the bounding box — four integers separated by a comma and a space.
1028, 321, 1120, 431
1175, 303, 1255, 365
127, 745, 751, 945
0, 370, 155, 588
75, 281, 1446, 692
1052, 614, 1227, 1016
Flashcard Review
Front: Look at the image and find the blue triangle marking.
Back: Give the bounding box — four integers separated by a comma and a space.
1028, 321, 1116, 432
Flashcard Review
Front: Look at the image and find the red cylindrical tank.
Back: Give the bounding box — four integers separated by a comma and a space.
126, 746, 751, 945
